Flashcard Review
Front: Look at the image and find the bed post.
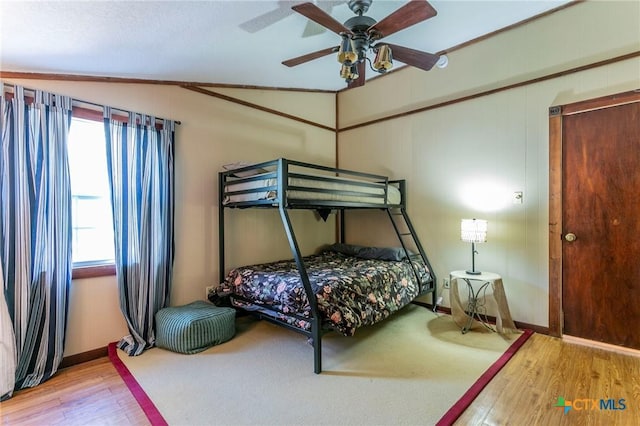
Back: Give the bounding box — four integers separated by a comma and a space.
278, 205, 323, 374
219, 171, 226, 285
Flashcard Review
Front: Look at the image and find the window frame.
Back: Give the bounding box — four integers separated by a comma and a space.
69, 106, 120, 279
72, 263, 116, 279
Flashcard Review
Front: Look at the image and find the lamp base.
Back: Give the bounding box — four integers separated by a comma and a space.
465, 270, 481, 275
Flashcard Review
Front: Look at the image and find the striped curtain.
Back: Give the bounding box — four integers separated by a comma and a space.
0, 85, 73, 400
104, 109, 175, 356
0, 259, 16, 399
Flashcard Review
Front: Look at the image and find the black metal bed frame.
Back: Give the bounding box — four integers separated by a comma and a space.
218, 158, 436, 373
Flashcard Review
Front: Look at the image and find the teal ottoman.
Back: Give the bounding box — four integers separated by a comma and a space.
155, 301, 236, 354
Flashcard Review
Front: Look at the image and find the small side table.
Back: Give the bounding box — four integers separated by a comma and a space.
449, 270, 518, 335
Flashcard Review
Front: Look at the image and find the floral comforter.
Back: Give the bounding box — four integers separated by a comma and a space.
218, 251, 431, 336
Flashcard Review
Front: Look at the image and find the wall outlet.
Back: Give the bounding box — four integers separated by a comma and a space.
513, 191, 524, 204
205, 285, 216, 300
442, 278, 450, 289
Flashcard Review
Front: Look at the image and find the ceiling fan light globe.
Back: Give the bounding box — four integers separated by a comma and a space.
340, 64, 359, 82
337, 52, 357, 65
337, 36, 358, 65
373, 45, 393, 72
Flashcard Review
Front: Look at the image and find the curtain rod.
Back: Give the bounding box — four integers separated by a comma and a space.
1, 81, 181, 125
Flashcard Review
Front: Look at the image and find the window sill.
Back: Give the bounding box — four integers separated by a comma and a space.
72, 264, 116, 279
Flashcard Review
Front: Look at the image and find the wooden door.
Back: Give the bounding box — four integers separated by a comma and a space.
561, 99, 640, 349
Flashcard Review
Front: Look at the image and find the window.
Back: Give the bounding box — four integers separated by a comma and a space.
67, 116, 115, 269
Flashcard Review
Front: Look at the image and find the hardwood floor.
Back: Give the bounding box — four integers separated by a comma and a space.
1, 333, 638, 425
0, 357, 149, 426
456, 333, 640, 426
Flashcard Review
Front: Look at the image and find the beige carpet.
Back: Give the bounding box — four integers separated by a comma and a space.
114, 304, 521, 425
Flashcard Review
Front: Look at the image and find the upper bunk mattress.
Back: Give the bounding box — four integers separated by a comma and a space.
223, 172, 402, 205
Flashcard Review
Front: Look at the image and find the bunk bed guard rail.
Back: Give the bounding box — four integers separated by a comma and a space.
219, 158, 404, 209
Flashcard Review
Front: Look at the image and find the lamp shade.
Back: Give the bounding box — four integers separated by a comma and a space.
461, 218, 487, 243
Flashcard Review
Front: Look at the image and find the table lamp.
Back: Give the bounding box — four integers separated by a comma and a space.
461, 218, 487, 275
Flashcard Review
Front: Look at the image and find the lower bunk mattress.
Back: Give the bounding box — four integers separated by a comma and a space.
218, 249, 431, 336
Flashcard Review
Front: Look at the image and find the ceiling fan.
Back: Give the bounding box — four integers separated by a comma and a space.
282, 0, 442, 88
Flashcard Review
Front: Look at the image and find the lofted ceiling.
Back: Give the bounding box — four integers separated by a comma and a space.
0, 0, 573, 92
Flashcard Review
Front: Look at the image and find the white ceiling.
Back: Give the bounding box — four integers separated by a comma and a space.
0, 0, 573, 92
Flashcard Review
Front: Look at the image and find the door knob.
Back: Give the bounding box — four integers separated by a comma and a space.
564, 233, 577, 242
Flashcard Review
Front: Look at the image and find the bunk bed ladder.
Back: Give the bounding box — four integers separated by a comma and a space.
386, 208, 437, 306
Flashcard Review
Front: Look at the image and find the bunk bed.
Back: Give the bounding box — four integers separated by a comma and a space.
218, 158, 436, 373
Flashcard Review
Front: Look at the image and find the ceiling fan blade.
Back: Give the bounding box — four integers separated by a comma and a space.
239, 3, 294, 33
301, 1, 343, 37
348, 61, 366, 88
302, 21, 326, 38
383, 43, 440, 71
292, 2, 352, 35
282, 46, 339, 67
367, 0, 437, 39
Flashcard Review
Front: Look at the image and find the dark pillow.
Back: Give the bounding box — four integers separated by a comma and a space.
328, 243, 411, 261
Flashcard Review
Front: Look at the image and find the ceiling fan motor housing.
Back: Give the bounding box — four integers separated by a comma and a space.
344, 15, 377, 32
344, 15, 377, 61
